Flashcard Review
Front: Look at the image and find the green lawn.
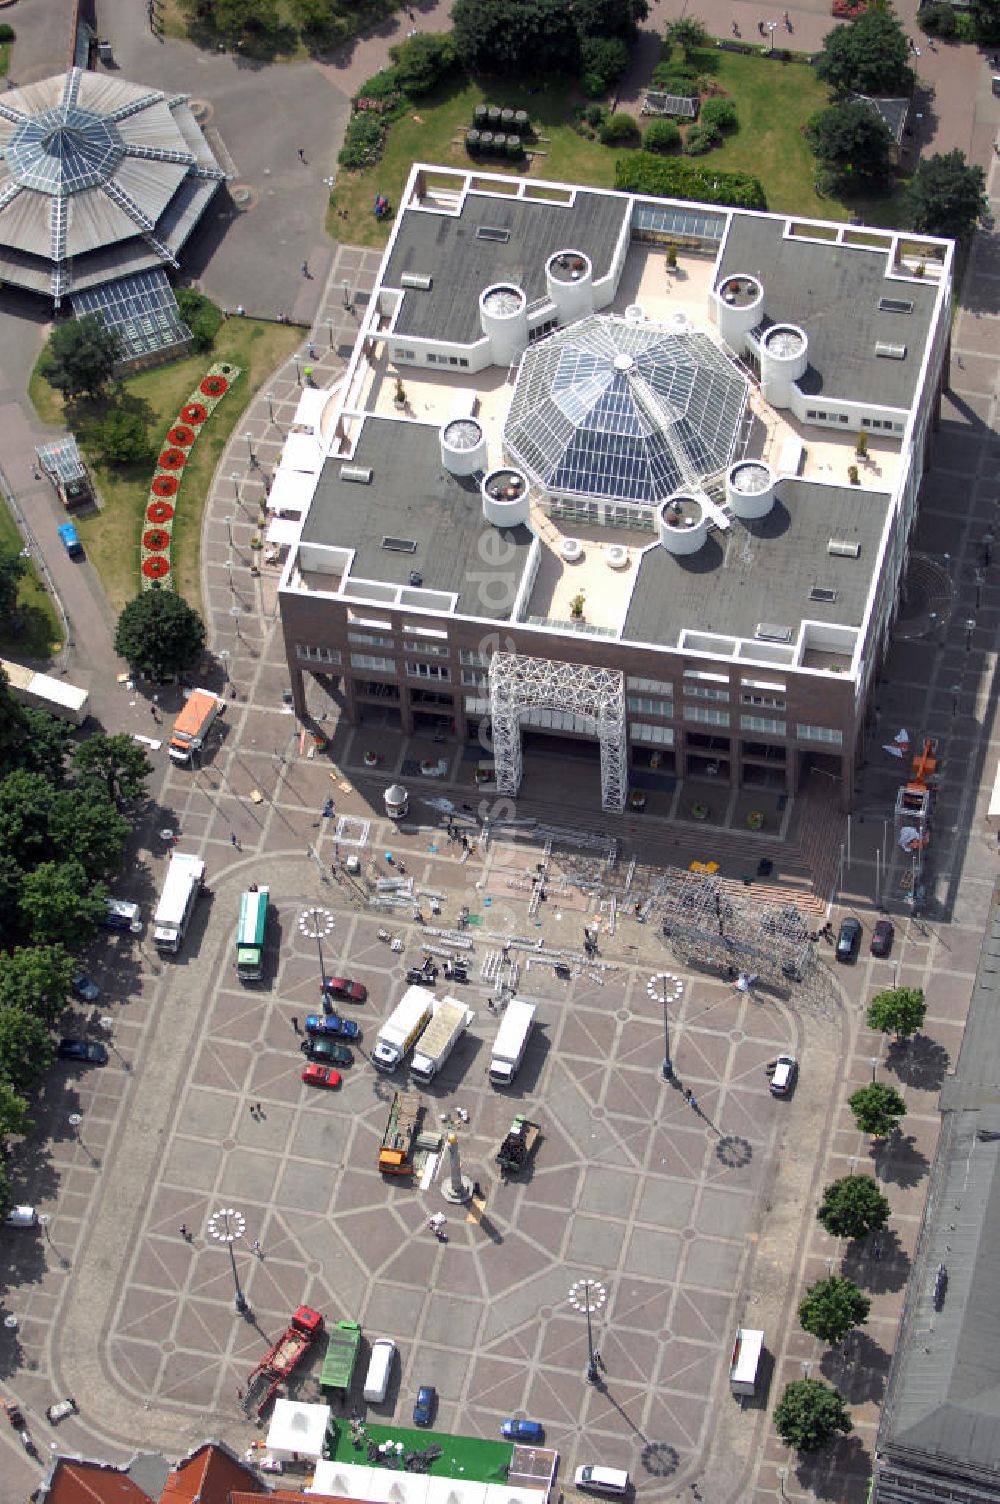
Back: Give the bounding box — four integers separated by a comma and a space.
0, 497, 63, 661
325, 1418, 512, 1481
29, 319, 304, 615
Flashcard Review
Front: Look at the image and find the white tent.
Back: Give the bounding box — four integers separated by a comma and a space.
269, 467, 316, 519
425, 1478, 489, 1504
266, 515, 302, 547
265, 1397, 330, 1460
282, 431, 324, 474
293, 386, 331, 431
484, 1487, 548, 1504
307, 1463, 424, 1501
307, 1460, 357, 1497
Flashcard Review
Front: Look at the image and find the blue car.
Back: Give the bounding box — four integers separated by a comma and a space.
413, 1384, 437, 1427
58, 522, 84, 558
501, 1419, 544, 1443
71, 971, 100, 1002
304, 1013, 360, 1040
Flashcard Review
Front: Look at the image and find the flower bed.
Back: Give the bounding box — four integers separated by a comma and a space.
141, 361, 240, 589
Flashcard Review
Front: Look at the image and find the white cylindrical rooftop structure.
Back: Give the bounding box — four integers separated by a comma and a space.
384, 784, 408, 820
760, 323, 808, 409
726, 459, 776, 519
714, 274, 763, 350
482, 467, 530, 527
658, 494, 708, 555
439, 417, 488, 477
479, 282, 528, 366
545, 249, 593, 324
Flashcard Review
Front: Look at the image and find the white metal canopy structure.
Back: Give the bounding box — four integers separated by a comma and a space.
488, 652, 627, 813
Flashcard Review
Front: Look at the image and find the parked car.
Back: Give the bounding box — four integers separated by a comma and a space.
320, 976, 367, 1003
301, 1037, 354, 1067
413, 1384, 437, 1427
71, 971, 99, 1002
836, 916, 862, 962
574, 1468, 630, 1495
305, 1012, 360, 1040
767, 1054, 798, 1096
57, 1038, 108, 1065
57, 522, 84, 558
301, 1063, 342, 1090
501, 1419, 544, 1443
870, 919, 895, 957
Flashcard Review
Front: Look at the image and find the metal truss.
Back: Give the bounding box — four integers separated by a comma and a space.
488, 652, 628, 814
651, 869, 814, 984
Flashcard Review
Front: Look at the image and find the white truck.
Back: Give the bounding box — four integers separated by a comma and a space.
410, 996, 474, 1084
489, 998, 536, 1086
153, 852, 205, 953
372, 984, 435, 1072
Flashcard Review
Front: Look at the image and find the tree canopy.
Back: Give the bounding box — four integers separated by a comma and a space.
453, 0, 582, 74
39, 314, 123, 401
798, 1275, 871, 1345
815, 6, 913, 96
19, 859, 109, 949
817, 1174, 891, 1240
0, 945, 75, 1027
114, 586, 206, 681
664, 15, 709, 57
906, 150, 987, 239
73, 733, 152, 810
774, 1379, 853, 1453
848, 1081, 906, 1138
866, 985, 926, 1039
0, 542, 27, 624
806, 100, 893, 183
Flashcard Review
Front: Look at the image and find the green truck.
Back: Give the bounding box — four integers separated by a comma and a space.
321, 1319, 362, 1395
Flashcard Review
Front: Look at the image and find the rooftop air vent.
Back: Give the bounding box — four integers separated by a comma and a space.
476, 226, 510, 243
755, 623, 792, 643
875, 341, 907, 360
382, 536, 417, 553
828, 539, 861, 559
879, 297, 914, 314
401, 271, 433, 291
809, 586, 838, 603
340, 465, 372, 484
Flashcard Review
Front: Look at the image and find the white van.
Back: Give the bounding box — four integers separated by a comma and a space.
574, 1468, 630, 1495
363, 1337, 396, 1403
4, 1205, 38, 1228
730, 1327, 764, 1396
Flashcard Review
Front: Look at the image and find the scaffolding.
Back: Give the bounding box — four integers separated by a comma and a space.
489, 653, 627, 814
652, 869, 814, 983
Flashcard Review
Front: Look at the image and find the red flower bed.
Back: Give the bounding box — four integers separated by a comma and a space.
201, 374, 229, 397
167, 424, 196, 448
147, 499, 175, 523
143, 527, 170, 551
158, 448, 187, 470
142, 554, 171, 580
181, 402, 208, 425
151, 474, 179, 499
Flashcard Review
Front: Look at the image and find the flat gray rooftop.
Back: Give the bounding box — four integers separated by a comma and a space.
624, 479, 888, 648
718, 214, 938, 411
385, 188, 628, 346
302, 417, 533, 618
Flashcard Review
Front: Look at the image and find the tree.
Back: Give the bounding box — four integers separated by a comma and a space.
645, 118, 682, 152
73, 733, 152, 810
867, 985, 926, 1039
0, 1008, 56, 1094
798, 1276, 871, 1345
815, 6, 913, 96
14, 708, 71, 784
806, 101, 893, 182
817, 1174, 891, 1240
39, 314, 123, 401
0, 945, 75, 1027
600, 112, 642, 145
774, 1379, 853, 1453
49, 787, 129, 883
574, 0, 649, 40
452, 0, 581, 75
0, 543, 27, 623
211, 0, 280, 49
848, 1081, 906, 1138
970, 0, 1000, 44
664, 15, 709, 57
91, 405, 151, 467
907, 151, 987, 240
581, 34, 630, 91
918, 1, 957, 36
0, 769, 61, 870
388, 32, 458, 95
176, 288, 223, 354
114, 586, 206, 681
18, 859, 108, 949
0, 1077, 32, 1143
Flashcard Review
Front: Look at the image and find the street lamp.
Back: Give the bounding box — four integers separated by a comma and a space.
342, 278, 352, 309
848, 1155, 857, 1176
647, 973, 683, 1081
976, 568, 986, 610
293, 355, 302, 386
219, 649, 231, 684
299, 906, 335, 990
225, 514, 235, 549
965, 616, 976, 651
231, 471, 242, 508
266, 390, 276, 424
326, 317, 335, 348
208, 1206, 250, 1315
245, 431, 257, 468
871, 1055, 878, 1082
951, 682, 961, 716
230, 603, 242, 640
568, 1277, 607, 1384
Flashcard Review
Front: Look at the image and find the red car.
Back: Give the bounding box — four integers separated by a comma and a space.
321, 976, 367, 1003
301, 1063, 342, 1090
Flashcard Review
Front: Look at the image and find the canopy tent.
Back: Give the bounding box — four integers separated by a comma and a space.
266, 515, 302, 547
293, 385, 331, 431
425, 1479, 489, 1504
269, 467, 316, 519
483, 1486, 548, 1504
281, 431, 324, 474
265, 1398, 330, 1460
308, 1464, 429, 1502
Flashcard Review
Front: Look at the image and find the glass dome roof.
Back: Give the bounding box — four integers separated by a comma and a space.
6, 105, 125, 195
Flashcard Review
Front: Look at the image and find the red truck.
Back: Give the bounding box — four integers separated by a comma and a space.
240, 1305, 324, 1418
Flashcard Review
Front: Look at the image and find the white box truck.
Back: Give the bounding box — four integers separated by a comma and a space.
489, 998, 536, 1086
729, 1328, 764, 1397
410, 997, 474, 1084
153, 852, 205, 953
372, 984, 435, 1072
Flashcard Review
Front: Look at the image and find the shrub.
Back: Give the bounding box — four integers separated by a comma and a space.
0, 22, 15, 41
583, 102, 605, 126
388, 32, 457, 95
651, 65, 698, 92
599, 112, 641, 146
615, 151, 767, 211
583, 72, 608, 97
700, 97, 738, 133
955, 10, 976, 39
682, 122, 720, 154
337, 113, 388, 170
581, 34, 630, 89
175, 288, 222, 353
918, 1, 956, 34
644, 118, 682, 153
353, 67, 407, 120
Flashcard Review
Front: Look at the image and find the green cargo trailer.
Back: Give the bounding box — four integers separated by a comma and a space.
321, 1320, 362, 1393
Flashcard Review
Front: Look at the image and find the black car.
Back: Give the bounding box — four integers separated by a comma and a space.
58, 1038, 109, 1065
300, 1037, 354, 1067
836, 917, 862, 963
870, 919, 895, 957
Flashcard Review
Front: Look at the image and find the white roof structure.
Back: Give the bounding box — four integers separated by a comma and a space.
0, 68, 224, 303
269, 468, 314, 518
293, 385, 332, 431
281, 431, 325, 474
264, 1397, 330, 1460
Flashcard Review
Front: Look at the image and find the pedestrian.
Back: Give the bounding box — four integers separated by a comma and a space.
308, 340, 317, 359
250, 1238, 262, 1257
487, 998, 497, 1014
732, 19, 739, 34
758, 20, 766, 34
689, 1093, 698, 1111
250, 1103, 257, 1119
179, 1224, 189, 1239
298, 148, 307, 162
292, 1015, 300, 1034
301, 260, 311, 278
256, 1102, 262, 1116
230, 832, 240, 850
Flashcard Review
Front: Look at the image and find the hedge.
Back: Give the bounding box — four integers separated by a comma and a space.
615, 151, 767, 211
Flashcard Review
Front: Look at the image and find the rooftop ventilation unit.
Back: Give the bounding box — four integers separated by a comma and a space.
828, 539, 861, 558
401, 271, 433, 291
875, 341, 907, 360
382, 536, 417, 553
755, 623, 792, 643
476, 226, 511, 243
340, 465, 372, 484
878, 296, 914, 314
809, 586, 838, 603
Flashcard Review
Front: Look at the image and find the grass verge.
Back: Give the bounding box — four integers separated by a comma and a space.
0, 498, 62, 661
29, 318, 304, 616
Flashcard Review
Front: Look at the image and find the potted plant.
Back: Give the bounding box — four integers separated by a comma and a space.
692, 801, 709, 821
848, 464, 859, 485
364, 749, 379, 767
747, 810, 763, 831
394, 377, 406, 410
569, 593, 586, 620
666, 245, 678, 271
855, 428, 869, 459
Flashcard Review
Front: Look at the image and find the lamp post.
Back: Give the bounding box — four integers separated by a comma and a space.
975, 568, 986, 610
299, 906, 335, 990
647, 973, 683, 1081
327, 317, 335, 348
965, 616, 976, 652
951, 682, 961, 716
225, 515, 235, 549
208, 1207, 250, 1315
871, 1055, 878, 1082
230, 603, 242, 640
266, 391, 276, 424
245, 431, 257, 469
219, 648, 231, 684
568, 1277, 607, 1385
293, 355, 302, 386
342, 278, 352, 309
231, 471, 242, 508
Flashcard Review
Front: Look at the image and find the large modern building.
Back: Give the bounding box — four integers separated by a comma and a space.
278, 165, 953, 811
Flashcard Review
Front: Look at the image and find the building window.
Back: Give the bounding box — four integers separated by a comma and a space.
741, 691, 786, 710
741, 714, 786, 735
348, 631, 395, 649
796, 723, 843, 746
627, 675, 674, 695
631, 723, 675, 746
465, 695, 489, 714
683, 705, 730, 727
460, 649, 490, 667
406, 661, 451, 681
461, 668, 488, 687
350, 653, 396, 672
405, 640, 449, 657
628, 696, 672, 717
296, 645, 341, 664
684, 684, 730, 702
394, 348, 416, 361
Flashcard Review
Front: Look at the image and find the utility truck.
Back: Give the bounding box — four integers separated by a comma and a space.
320, 1320, 362, 1397
168, 688, 225, 765
240, 1305, 324, 1418
372, 984, 435, 1072
410, 997, 474, 1084
378, 1091, 422, 1175
153, 852, 205, 953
